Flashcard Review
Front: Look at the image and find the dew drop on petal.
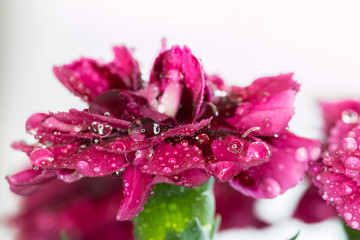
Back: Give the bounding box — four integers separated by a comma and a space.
227, 139, 244, 154
30, 148, 54, 167
76, 161, 90, 174
192, 157, 200, 163
341, 137, 358, 152
261, 178, 281, 198
93, 167, 101, 173
344, 212, 353, 220
112, 141, 126, 151
128, 117, 160, 141
168, 157, 176, 165
163, 167, 172, 174
345, 157, 360, 170
195, 133, 210, 145
351, 221, 359, 229
90, 121, 113, 137
342, 110, 358, 124
295, 147, 308, 162
181, 140, 188, 146
247, 142, 270, 160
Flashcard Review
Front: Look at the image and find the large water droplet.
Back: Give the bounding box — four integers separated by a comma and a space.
295, 147, 308, 162
133, 148, 154, 165
90, 121, 113, 137
351, 221, 359, 229
342, 110, 358, 124
341, 137, 358, 152
30, 148, 54, 167
195, 133, 210, 145
227, 139, 244, 153
247, 142, 270, 160
345, 157, 360, 170
76, 161, 90, 174
261, 178, 281, 198
163, 167, 172, 174
128, 117, 160, 141
344, 212, 353, 220
112, 141, 126, 151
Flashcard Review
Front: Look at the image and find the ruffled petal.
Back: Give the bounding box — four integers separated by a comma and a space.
6, 169, 56, 195
230, 131, 321, 198
320, 100, 360, 136
116, 166, 153, 221
227, 74, 299, 136
53, 46, 142, 102
150, 46, 205, 122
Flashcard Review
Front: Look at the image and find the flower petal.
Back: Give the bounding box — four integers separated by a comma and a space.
116, 165, 153, 221
293, 184, 337, 223
6, 169, 56, 195
230, 131, 321, 198
320, 100, 360, 136
227, 74, 299, 136
150, 46, 205, 122
53, 46, 141, 102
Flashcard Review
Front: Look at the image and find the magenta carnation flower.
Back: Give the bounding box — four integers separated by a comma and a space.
309, 100, 360, 229
9, 176, 133, 240
7, 44, 320, 221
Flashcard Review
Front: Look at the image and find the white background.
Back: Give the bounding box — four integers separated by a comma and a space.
1, 0, 360, 239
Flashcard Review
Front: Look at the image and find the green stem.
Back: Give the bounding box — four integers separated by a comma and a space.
133, 178, 220, 240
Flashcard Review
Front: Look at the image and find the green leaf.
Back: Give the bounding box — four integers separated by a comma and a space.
133, 178, 217, 240
60, 231, 71, 240
288, 231, 300, 240
344, 222, 360, 240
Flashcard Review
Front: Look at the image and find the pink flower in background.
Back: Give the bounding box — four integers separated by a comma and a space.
307, 100, 360, 230
9, 176, 133, 240
7, 43, 320, 222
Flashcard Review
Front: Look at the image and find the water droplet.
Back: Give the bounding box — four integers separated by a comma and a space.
261, 178, 281, 198
163, 167, 172, 174
181, 140, 188, 146
168, 157, 176, 165
227, 139, 244, 153
345, 212, 353, 220
128, 117, 160, 141
192, 157, 200, 163
112, 168, 125, 178
342, 110, 358, 124
351, 221, 359, 229
30, 148, 54, 167
341, 137, 358, 152
346, 186, 353, 194
295, 147, 308, 162
90, 121, 113, 137
247, 142, 270, 160
195, 133, 210, 145
76, 161, 89, 174
112, 141, 126, 151
93, 167, 101, 173
345, 157, 360, 170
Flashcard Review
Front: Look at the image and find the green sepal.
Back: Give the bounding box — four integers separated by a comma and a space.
288, 231, 300, 240
133, 178, 218, 240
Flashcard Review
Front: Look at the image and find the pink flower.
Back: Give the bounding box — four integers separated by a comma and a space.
9, 176, 133, 240
308, 100, 360, 229
7, 44, 320, 221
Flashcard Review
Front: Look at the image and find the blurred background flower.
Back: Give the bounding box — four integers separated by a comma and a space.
1, 0, 360, 239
